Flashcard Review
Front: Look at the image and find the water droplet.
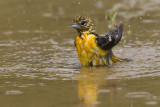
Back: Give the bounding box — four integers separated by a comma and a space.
3, 31, 13, 35
5, 90, 23, 95
125, 92, 151, 98
98, 89, 110, 93
128, 25, 131, 28
90, 101, 100, 105
58, 7, 65, 16
145, 101, 158, 105
94, 1, 104, 9
42, 13, 53, 18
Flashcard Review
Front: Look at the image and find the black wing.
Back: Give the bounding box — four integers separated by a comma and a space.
96, 23, 123, 50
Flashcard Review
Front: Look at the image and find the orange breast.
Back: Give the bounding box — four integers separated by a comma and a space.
76, 32, 108, 66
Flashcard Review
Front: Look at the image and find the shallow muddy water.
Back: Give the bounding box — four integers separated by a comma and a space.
0, 0, 160, 107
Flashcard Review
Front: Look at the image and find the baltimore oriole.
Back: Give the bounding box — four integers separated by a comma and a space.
70, 16, 128, 66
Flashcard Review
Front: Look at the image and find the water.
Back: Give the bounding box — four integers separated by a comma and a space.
0, 0, 160, 107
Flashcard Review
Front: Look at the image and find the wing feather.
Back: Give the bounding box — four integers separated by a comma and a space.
96, 23, 123, 50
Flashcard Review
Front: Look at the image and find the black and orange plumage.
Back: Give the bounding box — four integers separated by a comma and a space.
70, 16, 127, 66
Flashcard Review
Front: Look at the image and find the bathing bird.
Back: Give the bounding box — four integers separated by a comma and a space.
70, 16, 127, 66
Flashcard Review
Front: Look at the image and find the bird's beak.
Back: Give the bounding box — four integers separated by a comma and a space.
69, 23, 80, 28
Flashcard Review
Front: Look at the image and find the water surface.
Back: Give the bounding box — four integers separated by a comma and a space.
0, 0, 160, 107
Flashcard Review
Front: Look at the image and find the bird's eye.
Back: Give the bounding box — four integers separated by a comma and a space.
81, 21, 86, 26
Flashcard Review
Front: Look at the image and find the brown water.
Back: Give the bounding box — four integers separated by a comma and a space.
0, 0, 160, 107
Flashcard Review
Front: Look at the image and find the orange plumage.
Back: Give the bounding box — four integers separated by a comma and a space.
70, 16, 127, 66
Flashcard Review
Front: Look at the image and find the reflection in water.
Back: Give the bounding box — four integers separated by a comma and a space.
76, 67, 108, 106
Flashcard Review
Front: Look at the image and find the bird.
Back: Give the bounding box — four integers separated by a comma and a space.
69, 16, 128, 66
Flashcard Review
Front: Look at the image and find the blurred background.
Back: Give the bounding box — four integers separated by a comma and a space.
0, 0, 160, 107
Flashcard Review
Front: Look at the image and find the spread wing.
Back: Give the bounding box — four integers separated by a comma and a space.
96, 23, 123, 50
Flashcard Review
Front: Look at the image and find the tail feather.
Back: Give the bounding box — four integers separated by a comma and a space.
104, 49, 131, 65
